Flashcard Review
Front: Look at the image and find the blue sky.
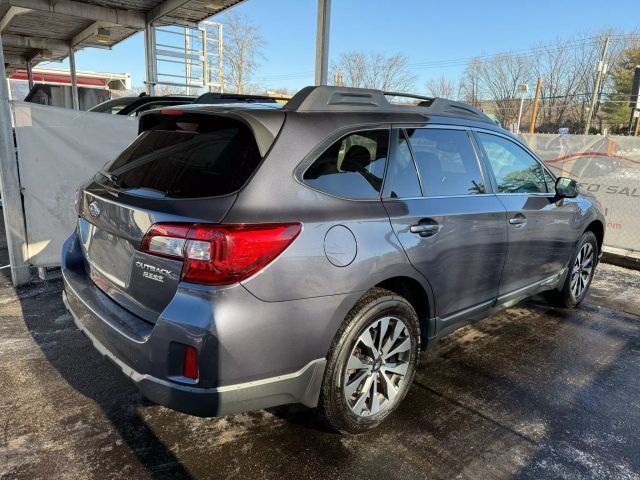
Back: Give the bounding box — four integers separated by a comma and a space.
47, 0, 639, 92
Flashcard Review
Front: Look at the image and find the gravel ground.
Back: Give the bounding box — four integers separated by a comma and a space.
0, 223, 639, 480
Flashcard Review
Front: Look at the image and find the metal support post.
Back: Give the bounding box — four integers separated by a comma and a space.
144, 23, 156, 95
218, 23, 223, 93
515, 83, 528, 133
516, 95, 525, 133
68, 44, 79, 110
0, 32, 31, 285
26, 58, 33, 90
314, 0, 331, 85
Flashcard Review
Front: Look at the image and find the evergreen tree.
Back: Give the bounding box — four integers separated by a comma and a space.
603, 46, 640, 133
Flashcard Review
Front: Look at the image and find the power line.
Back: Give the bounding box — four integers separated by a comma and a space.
253, 33, 640, 83
407, 34, 639, 70
406, 37, 605, 70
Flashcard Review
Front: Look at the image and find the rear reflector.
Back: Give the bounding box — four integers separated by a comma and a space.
183, 345, 198, 380
141, 222, 302, 285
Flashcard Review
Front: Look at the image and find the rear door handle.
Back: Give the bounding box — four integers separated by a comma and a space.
509, 214, 527, 226
410, 223, 441, 238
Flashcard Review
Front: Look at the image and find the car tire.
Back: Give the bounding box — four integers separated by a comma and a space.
547, 231, 598, 308
318, 287, 420, 434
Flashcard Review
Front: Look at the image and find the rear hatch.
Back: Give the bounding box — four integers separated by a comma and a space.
78, 108, 284, 323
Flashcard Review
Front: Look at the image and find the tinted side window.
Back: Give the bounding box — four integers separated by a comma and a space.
476, 133, 548, 194
406, 128, 485, 196
303, 130, 389, 199
383, 130, 422, 198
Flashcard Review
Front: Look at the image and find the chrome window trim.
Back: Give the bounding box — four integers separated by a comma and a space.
382, 193, 496, 201
493, 192, 556, 197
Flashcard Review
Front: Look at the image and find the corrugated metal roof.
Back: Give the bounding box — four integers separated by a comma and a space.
0, 0, 244, 73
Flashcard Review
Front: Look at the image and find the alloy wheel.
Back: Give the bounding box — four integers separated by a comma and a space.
570, 242, 594, 299
343, 316, 412, 417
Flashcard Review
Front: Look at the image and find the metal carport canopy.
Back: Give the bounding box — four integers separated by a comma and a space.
0, 0, 245, 75
0, 0, 333, 286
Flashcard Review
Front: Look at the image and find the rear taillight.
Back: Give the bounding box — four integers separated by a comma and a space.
141, 222, 302, 285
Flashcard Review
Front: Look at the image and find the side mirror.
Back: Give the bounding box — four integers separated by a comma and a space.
555, 177, 578, 198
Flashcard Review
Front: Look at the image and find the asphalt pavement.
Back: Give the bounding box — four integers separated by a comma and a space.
0, 222, 638, 480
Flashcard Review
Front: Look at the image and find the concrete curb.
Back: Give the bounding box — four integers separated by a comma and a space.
602, 246, 640, 270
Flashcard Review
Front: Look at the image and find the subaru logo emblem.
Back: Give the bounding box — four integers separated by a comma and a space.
88, 201, 101, 218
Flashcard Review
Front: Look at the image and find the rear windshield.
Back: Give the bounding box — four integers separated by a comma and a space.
99, 116, 261, 198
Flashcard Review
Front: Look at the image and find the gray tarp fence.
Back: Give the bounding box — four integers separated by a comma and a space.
12, 101, 137, 267
519, 133, 640, 252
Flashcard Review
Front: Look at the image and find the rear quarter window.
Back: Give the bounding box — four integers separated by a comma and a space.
302, 129, 389, 199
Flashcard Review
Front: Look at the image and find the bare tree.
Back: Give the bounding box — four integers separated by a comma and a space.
331, 51, 416, 92
460, 57, 482, 107
425, 74, 458, 99
529, 38, 584, 131
423, 29, 638, 132
221, 12, 266, 94
477, 53, 533, 127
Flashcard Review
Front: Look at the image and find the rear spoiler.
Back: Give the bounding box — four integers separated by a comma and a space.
138, 108, 286, 157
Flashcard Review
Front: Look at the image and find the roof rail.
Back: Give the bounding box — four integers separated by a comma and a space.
284, 86, 494, 124
193, 92, 291, 105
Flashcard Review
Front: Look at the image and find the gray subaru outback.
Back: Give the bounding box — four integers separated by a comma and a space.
62, 86, 605, 434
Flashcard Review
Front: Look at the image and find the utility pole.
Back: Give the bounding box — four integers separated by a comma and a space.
584, 36, 610, 134
529, 78, 542, 133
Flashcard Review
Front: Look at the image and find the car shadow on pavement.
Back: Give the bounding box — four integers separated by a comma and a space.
16, 279, 194, 480
7, 259, 640, 479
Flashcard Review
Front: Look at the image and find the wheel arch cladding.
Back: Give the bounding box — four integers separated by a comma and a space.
375, 276, 433, 348
585, 220, 604, 253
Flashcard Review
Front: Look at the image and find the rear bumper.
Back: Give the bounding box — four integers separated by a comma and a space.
61, 232, 356, 417
63, 288, 324, 416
